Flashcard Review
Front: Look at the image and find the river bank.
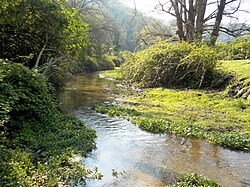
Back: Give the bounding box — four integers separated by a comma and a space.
98, 60, 250, 151
58, 72, 250, 186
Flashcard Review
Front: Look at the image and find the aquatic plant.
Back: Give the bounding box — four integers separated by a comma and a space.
94, 104, 250, 151
168, 173, 222, 187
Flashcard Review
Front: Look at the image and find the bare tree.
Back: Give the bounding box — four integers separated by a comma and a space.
155, 0, 247, 44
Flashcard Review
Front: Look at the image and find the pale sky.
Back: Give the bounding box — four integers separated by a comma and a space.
120, 0, 250, 24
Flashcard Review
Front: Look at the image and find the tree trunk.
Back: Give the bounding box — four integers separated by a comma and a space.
171, 0, 186, 41
35, 44, 46, 69
196, 0, 207, 40
210, 0, 226, 45
187, 0, 195, 41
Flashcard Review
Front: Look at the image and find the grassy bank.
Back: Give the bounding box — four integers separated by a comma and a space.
96, 60, 250, 151
221, 60, 250, 99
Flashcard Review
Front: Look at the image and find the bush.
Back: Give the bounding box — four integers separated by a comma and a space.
229, 37, 250, 60
214, 42, 231, 60
215, 37, 250, 60
121, 41, 218, 88
0, 60, 98, 186
0, 61, 57, 136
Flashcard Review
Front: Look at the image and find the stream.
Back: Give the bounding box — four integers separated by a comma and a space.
58, 73, 250, 187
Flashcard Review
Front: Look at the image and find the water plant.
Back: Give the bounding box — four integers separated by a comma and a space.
94, 104, 250, 151
168, 173, 222, 187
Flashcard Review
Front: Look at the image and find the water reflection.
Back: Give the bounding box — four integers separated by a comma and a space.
58, 73, 250, 187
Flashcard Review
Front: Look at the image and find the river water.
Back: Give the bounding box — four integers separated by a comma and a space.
58, 73, 250, 187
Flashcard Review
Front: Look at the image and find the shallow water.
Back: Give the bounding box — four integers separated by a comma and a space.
58, 73, 250, 187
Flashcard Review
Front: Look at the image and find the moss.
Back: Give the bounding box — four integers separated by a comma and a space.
99, 67, 123, 80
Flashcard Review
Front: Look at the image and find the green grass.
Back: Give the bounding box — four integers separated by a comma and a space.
220, 60, 250, 99
97, 60, 250, 151
220, 60, 250, 82
123, 88, 250, 134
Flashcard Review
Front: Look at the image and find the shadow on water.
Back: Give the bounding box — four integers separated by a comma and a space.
58, 73, 250, 187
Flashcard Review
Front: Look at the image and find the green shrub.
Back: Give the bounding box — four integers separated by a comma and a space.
81, 55, 115, 72
214, 42, 231, 60
216, 37, 250, 60
121, 41, 218, 88
0, 61, 57, 136
0, 61, 98, 185
230, 37, 250, 60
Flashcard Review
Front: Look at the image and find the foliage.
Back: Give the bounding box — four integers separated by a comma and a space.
0, 0, 67, 67
214, 42, 231, 60
215, 37, 250, 61
229, 37, 250, 60
106, 1, 144, 51
0, 61, 56, 136
81, 55, 115, 72
0, 148, 102, 187
0, 61, 98, 185
122, 41, 218, 88
0, 0, 94, 88
168, 173, 222, 187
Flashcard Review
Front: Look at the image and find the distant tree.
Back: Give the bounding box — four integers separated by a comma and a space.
156, 0, 248, 44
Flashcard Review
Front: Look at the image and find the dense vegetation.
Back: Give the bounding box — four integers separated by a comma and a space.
121, 41, 218, 88
0, 0, 126, 87
0, 61, 100, 186
216, 36, 250, 60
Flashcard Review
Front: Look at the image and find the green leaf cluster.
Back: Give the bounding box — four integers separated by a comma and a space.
0, 0, 89, 68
